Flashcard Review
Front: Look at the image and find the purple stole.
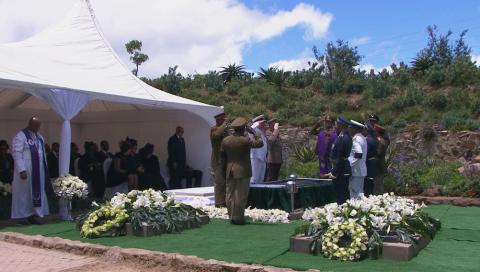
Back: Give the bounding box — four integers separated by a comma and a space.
317, 129, 337, 174
22, 129, 52, 207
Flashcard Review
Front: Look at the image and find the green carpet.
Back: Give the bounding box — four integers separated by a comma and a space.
2, 205, 480, 272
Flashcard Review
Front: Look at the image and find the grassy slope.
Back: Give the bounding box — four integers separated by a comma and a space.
2, 205, 480, 271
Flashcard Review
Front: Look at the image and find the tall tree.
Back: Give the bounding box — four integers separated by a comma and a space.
313, 40, 362, 84
258, 67, 289, 91
125, 40, 149, 76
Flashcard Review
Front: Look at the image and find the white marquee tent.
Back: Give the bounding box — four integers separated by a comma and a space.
0, 0, 223, 185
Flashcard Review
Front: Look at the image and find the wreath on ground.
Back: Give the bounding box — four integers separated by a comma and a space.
80, 205, 129, 238
322, 221, 368, 261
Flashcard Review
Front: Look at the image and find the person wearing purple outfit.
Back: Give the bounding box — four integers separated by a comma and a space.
312, 115, 337, 177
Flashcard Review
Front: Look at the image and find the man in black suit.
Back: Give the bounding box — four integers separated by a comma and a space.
47, 142, 60, 179
96, 140, 113, 163
167, 126, 202, 189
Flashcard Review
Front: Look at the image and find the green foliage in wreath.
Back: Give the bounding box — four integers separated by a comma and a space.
80, 205, 129, 238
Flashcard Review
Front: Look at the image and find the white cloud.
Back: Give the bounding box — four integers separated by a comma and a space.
0, 0, 332, 77
351, 36, 370, 46
471, 54, 480, 66
357, 63, 392, 74
268, 48, 316, 71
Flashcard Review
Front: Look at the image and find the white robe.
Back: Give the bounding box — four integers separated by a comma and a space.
249, 125, 268, 184
11, 130, 50, 219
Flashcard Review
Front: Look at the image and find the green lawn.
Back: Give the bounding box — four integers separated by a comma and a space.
2, 205, 480, 272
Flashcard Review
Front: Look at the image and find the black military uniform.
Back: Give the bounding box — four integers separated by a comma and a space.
364, 125, 379, 197
330, 116, 352, 204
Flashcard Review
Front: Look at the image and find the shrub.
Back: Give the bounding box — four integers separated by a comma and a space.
427, 93, 449, 110
205, 71, 223, 92
442, 111, 480, 130
267, 92, 286, 111
226, 80, 242, 95
292, 144, 317, 163
281, 160, 318, 178
365, 78, 392, 99
323, 79, 341, 95
332, 98, 347, 113
344, 78, 367, 94
311, 76, 324, 92
425, 64, 446, 87
446, 56, 479, 86
392, 84, 422, 110
391, 119, 407, 129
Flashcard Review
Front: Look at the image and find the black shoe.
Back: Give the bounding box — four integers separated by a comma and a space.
27, 216, 43, 225
15, 219, 31, 226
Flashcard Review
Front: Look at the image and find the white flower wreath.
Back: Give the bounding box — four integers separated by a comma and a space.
322, 221, 369, 261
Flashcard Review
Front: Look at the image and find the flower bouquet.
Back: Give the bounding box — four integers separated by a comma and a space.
53, 175, 88, 220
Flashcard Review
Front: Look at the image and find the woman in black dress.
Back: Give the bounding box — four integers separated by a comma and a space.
79, 142, 105, 199
106, 141, 130, 196
125, 137, 143, 191
0, 140, 14, 184
138, 143, 167, 191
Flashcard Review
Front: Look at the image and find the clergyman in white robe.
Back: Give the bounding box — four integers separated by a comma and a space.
11, 130, 50, 219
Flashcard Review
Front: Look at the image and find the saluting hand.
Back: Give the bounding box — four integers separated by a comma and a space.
274, 123, 280, 130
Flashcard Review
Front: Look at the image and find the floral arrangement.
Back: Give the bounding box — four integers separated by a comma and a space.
53, 175, 88, 199
299, 193, 441, 261
185, 197, 290, 224
322, 220, 368, 261
0, 181, 12, 197
79, 189, 206, 238
80, 204, 129, 238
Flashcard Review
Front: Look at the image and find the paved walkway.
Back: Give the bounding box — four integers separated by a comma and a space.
0, 241, 98, 272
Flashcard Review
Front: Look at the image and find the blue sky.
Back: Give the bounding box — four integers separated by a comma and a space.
242, 0, 480, 71
0, 0, 479, 76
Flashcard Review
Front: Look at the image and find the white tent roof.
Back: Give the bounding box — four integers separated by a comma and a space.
0, 0, 222, 179
0, 0, 222, 120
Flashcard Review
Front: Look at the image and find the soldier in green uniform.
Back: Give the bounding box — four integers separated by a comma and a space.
220, 117, 264, 225
210, 112, 230, 207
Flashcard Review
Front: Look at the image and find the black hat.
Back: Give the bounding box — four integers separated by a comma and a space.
336, 115, 351, 126
368, 114, 379, 122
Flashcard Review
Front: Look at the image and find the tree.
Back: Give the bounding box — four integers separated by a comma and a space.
125, 40, 149, 76
219, 63, 246, 84
159, 66, 183, 94
411, 26, 471, 73
313, 40, 362, 84
258, 67, 290, 91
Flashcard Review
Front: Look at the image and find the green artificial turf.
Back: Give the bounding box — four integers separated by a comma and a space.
2, 205, 480, 272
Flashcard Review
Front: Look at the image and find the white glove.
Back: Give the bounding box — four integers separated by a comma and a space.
326, 172, 336, 179
274, 123, 279, 130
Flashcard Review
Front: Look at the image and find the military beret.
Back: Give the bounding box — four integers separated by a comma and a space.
350, 120, 366, 130
252, 114, 265, 123
336, 115, 351, 126
231, 117, 247, 128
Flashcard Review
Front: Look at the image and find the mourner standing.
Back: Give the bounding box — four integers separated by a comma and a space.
374, 124, 390, 195
327, 116, 352, 204
313, 114, 337, 177
210, 112, 230, 207
249, 115, 268, 184
11, 117, 52, 224
220, 117, 263, 225
348, 120, 367, 199
266, 118, 282, 182
364, 123, 379, 197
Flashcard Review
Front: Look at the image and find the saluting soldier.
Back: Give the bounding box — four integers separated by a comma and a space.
266, 118, 282, 181
210, 112, 230, 207
364, 123, 379, 197
220, 117, 263, 225
348, 120, 367, 199
327, 116, 352, 204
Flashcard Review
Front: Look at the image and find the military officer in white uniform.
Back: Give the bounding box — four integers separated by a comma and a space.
249, 115, 268, 184
348, 120, 367, 199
